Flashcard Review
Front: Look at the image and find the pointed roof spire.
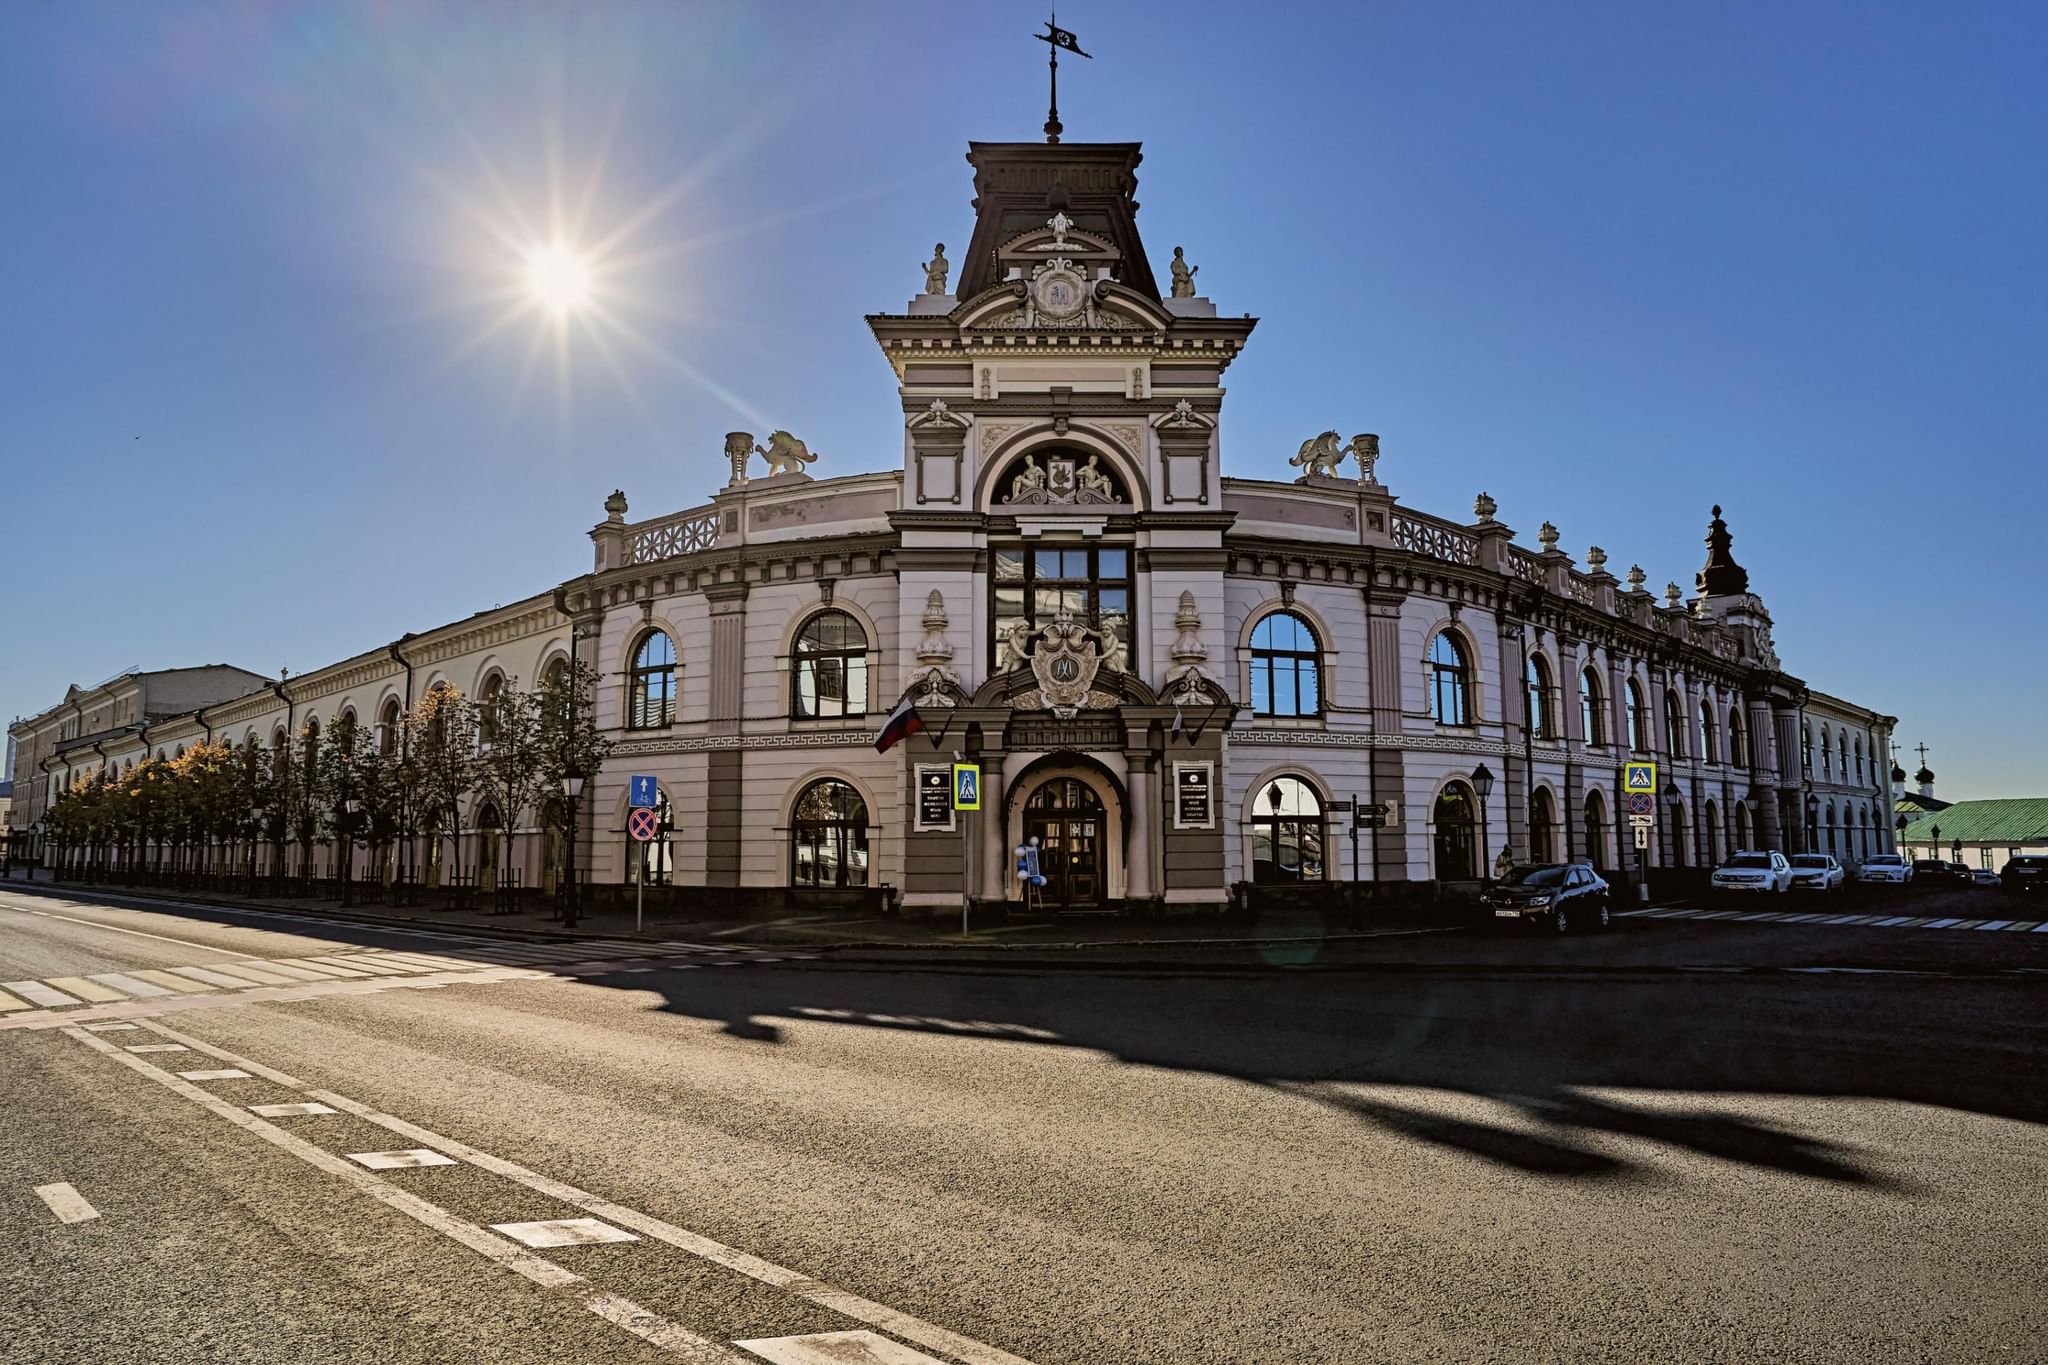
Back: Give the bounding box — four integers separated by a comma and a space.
1696, 504, 1750, 598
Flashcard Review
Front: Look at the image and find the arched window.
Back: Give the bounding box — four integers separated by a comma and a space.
1854, 735, 1864, 783
1728, 708, 1747, 768
540, 656, 571, 726
1433, 781, 1478, 880
1428, 632, 1471, 726
1530, 787, 1558, 864
628, 631, 676, 730
379, 698, 401, 757
1580, 669, 1607, 748
1583, 790, 1609, 871
1525, 654, 1556, 741
790, 779, 869, 888
1819, 728, 1832, 780
1669, 801, 1689, 867
1626, 679, 1650, 753
1249, 612, 1322, 718
1735, 800, 1753, 850
477, 673, 504, 745
1700, 697, 1719, 764
1703, 800, 1722, 867
1663, 689, 1685, 758
1250, 776, 1325, 882
1825, 802, 1837, 854
1802, 722, 1813, 774
792, 611, 869, 720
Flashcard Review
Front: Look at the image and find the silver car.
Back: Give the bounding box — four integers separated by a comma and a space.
1856, 853, 1911, 885
1789, 854, 1846, 892
1711, 850, 1793, 894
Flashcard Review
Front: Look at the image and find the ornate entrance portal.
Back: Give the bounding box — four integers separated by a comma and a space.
1023, 777, 1105, 910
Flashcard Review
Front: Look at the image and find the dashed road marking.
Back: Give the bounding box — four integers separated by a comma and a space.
33, 1182, 100, 1225
735, 1331, 951, 1365
347, 1149, 459, 1170
249, 1102, 337, 1117
177, 1069, 251, 1081
1621, 906, 2048, 934
492, 1218, 639, 1249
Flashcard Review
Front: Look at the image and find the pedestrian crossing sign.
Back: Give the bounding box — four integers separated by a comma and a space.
1623, 762, 1658, 794
952, 763, 982, 811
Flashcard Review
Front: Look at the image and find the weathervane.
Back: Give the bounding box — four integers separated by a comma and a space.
1035, 12, 1091, 145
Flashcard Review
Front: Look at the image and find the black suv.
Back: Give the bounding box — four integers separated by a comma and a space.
1483, 863, 1612, 933
2001, 855, 2048, 897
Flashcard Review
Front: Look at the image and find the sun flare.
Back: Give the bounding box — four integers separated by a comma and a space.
524, 244, 593, 315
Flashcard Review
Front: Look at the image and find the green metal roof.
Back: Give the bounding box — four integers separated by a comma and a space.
1899, 798, 2048, 844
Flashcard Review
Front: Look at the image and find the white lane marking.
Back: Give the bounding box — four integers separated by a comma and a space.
185, 962, 304, 986
177, 1069, 252, 1081
133, 1019, 1042, 1365
44, 976, 127, 1003
734, 1331, 950, 1365
249, 1102, 338, 1117
492, 1218, 639, 1248
33, 1182, 100, 1225
89, 972, 173, 998
1872, 916, 1914, 926
347, 1149, 459, 1170
4, 980, 81, 1008
81, 1021, 139, 1031
63, 1029, 745, 1365
1923, 918, 1962, 929
125, 1043, 191, 1053
0, 899, 261, 957
166, 965, 277, 989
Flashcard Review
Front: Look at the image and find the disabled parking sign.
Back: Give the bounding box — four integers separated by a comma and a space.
1623, 762, 1658, 794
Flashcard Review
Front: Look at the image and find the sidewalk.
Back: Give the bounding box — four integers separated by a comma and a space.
0, 870, 1461, 955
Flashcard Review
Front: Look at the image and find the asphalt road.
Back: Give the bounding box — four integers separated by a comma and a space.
3, 886, 2043, 1364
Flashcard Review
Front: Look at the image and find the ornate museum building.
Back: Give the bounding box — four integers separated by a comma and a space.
10, 132, 1900, 913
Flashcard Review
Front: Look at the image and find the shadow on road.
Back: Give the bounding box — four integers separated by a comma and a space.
582, 957, 2048, 1190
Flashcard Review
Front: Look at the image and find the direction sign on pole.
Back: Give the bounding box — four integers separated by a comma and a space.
1628, 813, 1655, 829
629, 775, 657, 809
951, 763, 982, 811
1632, 825, 1651, 849
1623, 762, 1658, 795
627, 808, 658, 842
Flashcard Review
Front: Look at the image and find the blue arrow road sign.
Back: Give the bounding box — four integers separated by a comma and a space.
629, 775, 657, 809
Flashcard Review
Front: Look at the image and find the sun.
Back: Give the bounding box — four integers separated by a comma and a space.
524, 243, 593, 315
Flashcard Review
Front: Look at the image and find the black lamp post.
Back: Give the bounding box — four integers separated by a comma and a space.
1930, 823, 1942, 863
1951, 838, 1962, 864
339, 796, 360, 906
561, 767, 586, 927
1471, 763, 1495, 881
1805, 792, 1820, 856
1895, 813, 1908, 856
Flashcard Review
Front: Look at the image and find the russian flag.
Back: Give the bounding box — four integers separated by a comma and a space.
874, 696, 924, 753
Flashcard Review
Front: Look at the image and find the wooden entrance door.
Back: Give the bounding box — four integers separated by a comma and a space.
1024, 778, 1105, 910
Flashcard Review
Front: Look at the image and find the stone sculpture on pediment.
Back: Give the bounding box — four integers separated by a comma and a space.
1290, 430, 1345, 479
921, 243, 949, 295
1028, 608, 1107, 719
1001, 453, 1118, 506
1169, 246, 1199, 299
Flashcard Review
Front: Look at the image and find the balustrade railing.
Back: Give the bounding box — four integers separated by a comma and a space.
622, 506, 719, 566
1390, 512, 1477, 565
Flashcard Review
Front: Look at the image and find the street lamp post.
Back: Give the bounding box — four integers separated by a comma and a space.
1930, 823, 1942, 864
1895, 813, 1908, 857
340, 797, 360, 906
1805, 793, 1820, 856
561, 768, 586, 927
1471, 763, 1495, 883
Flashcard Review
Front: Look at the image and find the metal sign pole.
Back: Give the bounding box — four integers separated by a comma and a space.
637, 838, 646, 935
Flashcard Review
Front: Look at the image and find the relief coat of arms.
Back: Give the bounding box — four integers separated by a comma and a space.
1029, 608, 1106, 718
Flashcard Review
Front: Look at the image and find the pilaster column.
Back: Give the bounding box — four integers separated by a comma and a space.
1126, 756, 1156, 902
977, 754, 1008, 903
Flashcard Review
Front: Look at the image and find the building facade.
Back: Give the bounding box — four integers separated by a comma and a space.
9, 132, 1900, 910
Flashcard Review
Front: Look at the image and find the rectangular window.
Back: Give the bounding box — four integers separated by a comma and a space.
990, 543, 1134, 669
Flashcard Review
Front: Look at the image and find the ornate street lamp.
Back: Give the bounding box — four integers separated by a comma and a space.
1471, 763, 1495, 881
1930, 823, 1942, 862
340, 797, 361, 906
1805, 792, 1820, 856
561, 767, 586, 927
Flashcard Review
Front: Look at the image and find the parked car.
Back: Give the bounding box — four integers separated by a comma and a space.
1856, 853, 1912, 886
2000, 855, 2048, 897
1973, 868, 2002, 889
1482, 862, 1611, 933
1711, 850, 1793, 895
1788, 854, 1845, 892
1945, 861, 1974, 885
1911, 859, 1949, 883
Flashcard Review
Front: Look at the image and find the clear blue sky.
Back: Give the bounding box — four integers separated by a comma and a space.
3, 3, 2042, 796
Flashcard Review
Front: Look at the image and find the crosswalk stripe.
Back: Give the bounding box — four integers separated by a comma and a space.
122, 969, 220, 994
372, 953, 482, 972
1922, 918, 1962, 929
278, 957, 374, 978
243, 960, 343, 982
1975, 921, 2014, 931
0, 986, 34, 1012
89, 972, 174, 998
1871, 916, 1915, 927
2032, 922, 2048, 932
45, 976, 128, 1003
189, 962, 306, 986
168, 965, 277, 989
304, 955, 405, 976
323, 955, 425, 975
2007, 921, 2041, 931
262, 959, 357, 979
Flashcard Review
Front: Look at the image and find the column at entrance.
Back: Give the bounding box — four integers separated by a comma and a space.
1125, 755, 1156, 904
977, 751, 1008, 903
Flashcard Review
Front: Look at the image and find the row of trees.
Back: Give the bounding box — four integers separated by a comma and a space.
41, 660, 611, 899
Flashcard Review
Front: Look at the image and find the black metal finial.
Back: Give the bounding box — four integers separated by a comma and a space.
1035, 13, 1091, 144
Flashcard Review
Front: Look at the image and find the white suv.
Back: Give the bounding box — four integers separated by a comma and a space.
1711, 850, 1793, 894
1856, 854, 1911, 885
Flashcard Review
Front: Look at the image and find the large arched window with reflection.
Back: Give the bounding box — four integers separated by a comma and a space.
1526, 654, 1556, 741
1250, 777, 1325, 883
1626, 679, 1650, 753
1580, 669, 1607, 748
1249, 612, 1322, 718
1664, 690, 1686, 758
628, 631, 676, 730
1583, 790, 1610, 871
1428, 633, 1471, 726
790, 779, 869, 888
1699, 697, 1720, 764
1434, 781, 1478, 879
792, 611, 869, 719
1530, 786, 1558, 864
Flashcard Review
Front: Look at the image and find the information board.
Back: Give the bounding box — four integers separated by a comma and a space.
1173, 762, 1214, 830
915, 764, 955, 831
